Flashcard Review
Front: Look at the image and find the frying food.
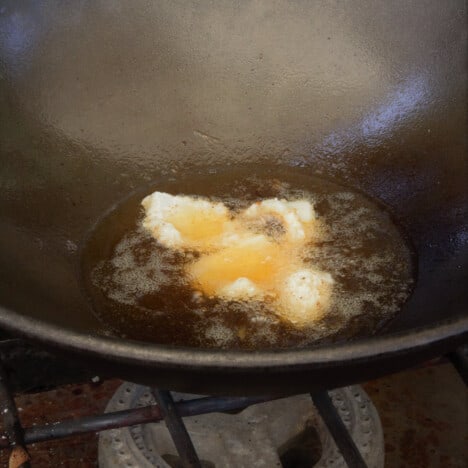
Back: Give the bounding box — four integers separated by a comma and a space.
84, 167, 414, 349
142, 192, 333, 326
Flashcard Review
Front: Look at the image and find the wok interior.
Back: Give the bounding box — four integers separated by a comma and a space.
0, 1, 466, 345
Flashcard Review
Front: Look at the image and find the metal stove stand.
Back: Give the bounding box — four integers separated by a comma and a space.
0, 343, 467, 468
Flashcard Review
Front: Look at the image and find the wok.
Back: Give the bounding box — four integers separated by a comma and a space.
0, 0, 467, 395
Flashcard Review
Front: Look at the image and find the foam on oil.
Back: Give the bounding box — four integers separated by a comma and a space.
82, 165, 415, 349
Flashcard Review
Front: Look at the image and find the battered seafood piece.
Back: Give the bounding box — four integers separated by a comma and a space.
240, 198, 315, 242
186, 235, 285, 300
141, 192, 232, 251
278, 269, 334, 325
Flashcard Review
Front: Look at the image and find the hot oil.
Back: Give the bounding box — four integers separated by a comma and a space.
81, 166, 415, 349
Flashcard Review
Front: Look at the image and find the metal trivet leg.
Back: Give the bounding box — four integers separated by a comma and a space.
152, 390, 202, 468
0, 360, 30, 468
312, 392, 367, 468
448, 344, 468, 386
99, 383, 383, 467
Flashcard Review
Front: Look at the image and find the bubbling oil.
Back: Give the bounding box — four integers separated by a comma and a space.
81, 165, 415, 349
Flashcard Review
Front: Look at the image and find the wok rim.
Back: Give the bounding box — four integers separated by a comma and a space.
0, 305, 466, 369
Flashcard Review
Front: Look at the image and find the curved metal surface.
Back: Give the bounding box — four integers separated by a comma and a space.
0, 304, 466, 395
0, 0, 467, 394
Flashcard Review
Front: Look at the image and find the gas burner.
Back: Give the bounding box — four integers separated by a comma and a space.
99, 383, 384, 468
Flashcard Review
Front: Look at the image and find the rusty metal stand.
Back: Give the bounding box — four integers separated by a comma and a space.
0, 360, 30, 468
0, 366, 370, 468
2, 344, 466, 468
448, 344, 468, 386
152, 389, 202, 468
311, 392, 368, 468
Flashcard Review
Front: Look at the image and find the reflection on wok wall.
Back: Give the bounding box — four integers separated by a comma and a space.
0, 0, 466, 336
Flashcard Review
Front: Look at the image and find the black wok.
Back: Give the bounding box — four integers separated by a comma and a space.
0, 0, 467, 395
